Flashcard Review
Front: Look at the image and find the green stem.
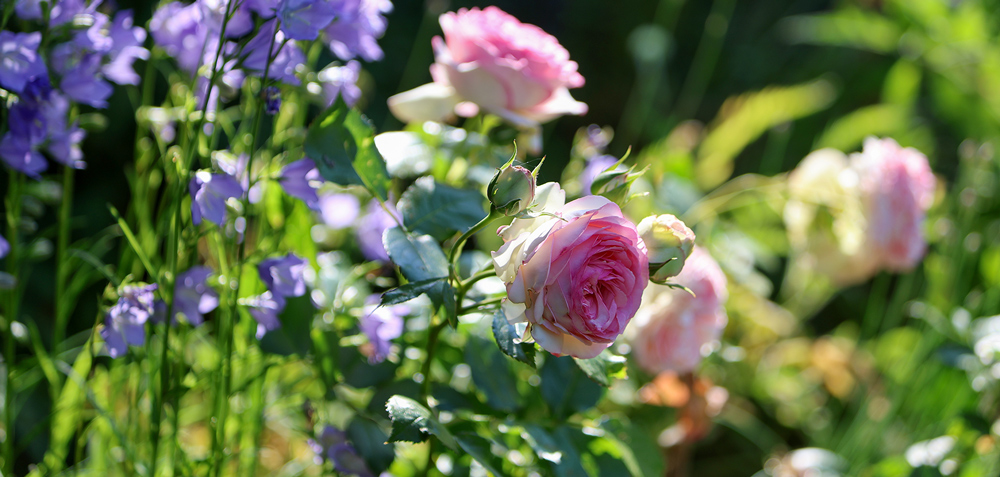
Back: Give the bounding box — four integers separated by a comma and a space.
54, 166, 74, 351
3, 173, 24, 477
458, 268, 497, 295
458, 296, 504, 315
420, 320, 448, 402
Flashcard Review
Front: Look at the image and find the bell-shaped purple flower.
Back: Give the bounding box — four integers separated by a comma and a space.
51, 48, 114, 108
278, 0, 338, 41
242, 20, 305, 85
100, 284, 165, 358
359, 299, 407, 363
0, 31, 48, 95
150, 2, 213, 74
279, 158, 323, 209
244, 291, 286, 339
190, 170, 245, 226
258, 253, 309, 298
104, 10, 151, 86
173, 266, 219, 326
0, 81, 86, 176
318, 60, 361, 107
323, 0, 392, 62
0, 234, 9, 259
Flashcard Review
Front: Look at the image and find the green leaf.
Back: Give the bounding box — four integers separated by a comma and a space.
573, 349, 627, 387
305, 99, 391, 201
398, 176, 487, 241
465, 335, 521, 412
381, 278, 446, 305
521, 425, 590, 477
310, 328, 341, 395
383, 227, 448, 282
347, 417, 395, 474
600, 418, 666, 477
491, 309, 536, 368
385, 395, 456, 448
455, 433, 507, 476
43, 340, 93, 474
540, 356, 603, 418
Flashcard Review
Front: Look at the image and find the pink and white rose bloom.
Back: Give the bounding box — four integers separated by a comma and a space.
854, 137, 936, 271
388, 7, 587, 150
492, 183, 648, 359
629, 247, 728, 374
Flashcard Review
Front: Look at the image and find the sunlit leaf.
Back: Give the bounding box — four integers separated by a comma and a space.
397, 176, 486, 242
383, 227, 448, 282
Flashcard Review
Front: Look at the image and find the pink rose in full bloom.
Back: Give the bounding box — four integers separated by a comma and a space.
629, 247, 728, 374
491, 183, 648, 358
388, 7, 587, 150
854, 137, 936, 271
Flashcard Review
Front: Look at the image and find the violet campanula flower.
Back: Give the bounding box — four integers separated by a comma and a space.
258, 253, 309, 298
150, 2, 213, 74
173, 266, 219, 326
244, 291, 286, 339
359, 299, 407, 363
0, 31, 48, 94
324, 0, 392, 62
0, 80, 86, 176
356, 199, 399, 263
103, 10, 150, 86
100, 284, 164, 358
52, 50, 114, 108
0, 234, 9, 258
279, 158, 322, 209
308, 426, 376, 477
319, 193, 360, 229
318, 60, 361, 107
277, 0, 338, 41
214, 152, 262, 203
241, 20, 304, 85
189, 170, 245, 226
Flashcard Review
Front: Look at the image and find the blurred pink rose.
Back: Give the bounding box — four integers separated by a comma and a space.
629, 248, 728, 374
388, 7, 587, 150
855, 137, 936, 271
492, 183, 648, 359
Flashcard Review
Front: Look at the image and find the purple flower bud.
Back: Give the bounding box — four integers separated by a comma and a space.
101, 284, 163, 358
0, 31, 48, 95
279, 158, 322, 209
189, 170, 245, 226
258, 253, 309, 298
265, 86, 281, 114
173, 266, 220, 326
278, 0, 338, 41
244, 291, 286, 339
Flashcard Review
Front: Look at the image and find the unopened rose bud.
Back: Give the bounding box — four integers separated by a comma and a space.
488, 164, 536, 216
638, 214, 695, 283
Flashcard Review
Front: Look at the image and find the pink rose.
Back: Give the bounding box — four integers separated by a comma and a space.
388, 7, 587, 149
855, 137, 936, 271
629, 248, 728, 374
492, 184, 648, 359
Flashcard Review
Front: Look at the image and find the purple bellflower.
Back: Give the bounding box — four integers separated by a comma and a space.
359, 299, 407, 363
277, 0, 338, 41
319, 193, 360, 229
356, 199, 399, 263
100, 284, 165, 358
0, 79, 87, 176
258, 253, 309, 298
0, 31, 48, 94
0, 234, 9, 258
245, 291, 286, 339
318, 60, 361, 107
308, 426, 376, 477
279, 158, 322, 209
189, 170, 245, 226
173, 266, 219, 326
324, 0, 392, 62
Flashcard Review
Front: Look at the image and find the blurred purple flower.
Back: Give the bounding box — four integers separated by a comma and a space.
258, 253, 309, 298
52, 50, 114, 108
324, 0, 392, 62
581, 154, 622, 195
245, 291, 286, 339
319, 60, 361, 107
104, 10, 151, 86
49, 0, 91, 26
278, 0, 338, 41
0, 234, 9, 258
0, 31, 48, 95
100, 284, 164, 358
173, 266, 219, 326
265, 86, 281, 114
242, 20, 304, 85
189, 170, 244, 226
319, 193, 360, 229
360, 299, 406, 363
0, 81, 86, 176
150, 2, 213, 74
279, 158, 322, 209
214, 152, 262, 203
308, 426, 376, 477
356, 199, 398, 263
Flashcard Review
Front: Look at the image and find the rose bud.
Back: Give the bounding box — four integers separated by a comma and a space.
488, 162, 536, 216
638, 214, 696, 283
